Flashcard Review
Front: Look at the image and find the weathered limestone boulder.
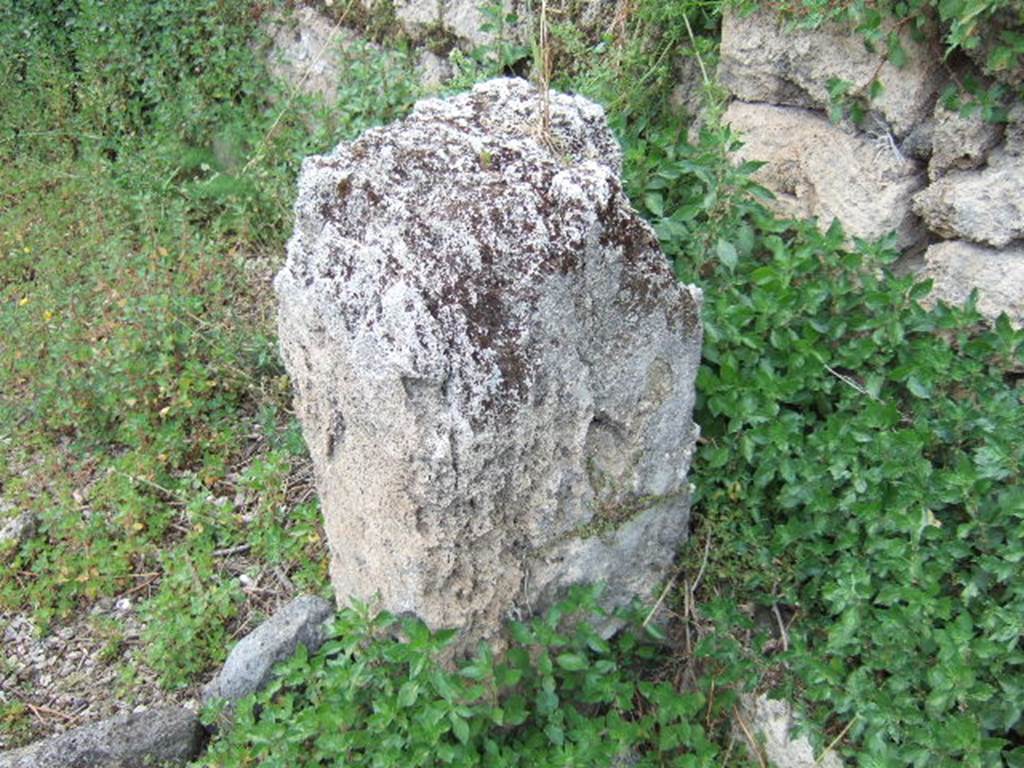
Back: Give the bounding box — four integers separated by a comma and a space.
724, 101, 926, 247
0, 707, 203, 768
276, 78, 702, 644
719, 8, 943, 137
919, 240, 1024, 326
913, 152, 1024, 247
929, 104, 1003, 180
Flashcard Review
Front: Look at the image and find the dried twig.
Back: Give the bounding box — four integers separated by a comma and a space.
271, 565, 295, 593
213, 543, 251, 558
124, 575, 160, 596
680, 8, 710, 87
114, 470, 185, 503
722, 733, 736, 766
771, 602, 789, 653
734, 707, 768, 768
817, 715, 859, 765
26, 702, 78, 724
691, 535, 712, 596
535, 0, 553, 145
643, 571, 678, 627
824, 364, 878, 400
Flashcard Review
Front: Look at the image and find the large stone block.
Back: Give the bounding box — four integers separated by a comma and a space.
919, 240, 1024, 326
276, 78, 702, 645
913, 152, 1024, 247
928, 103, 1002, 180
719, 8, 944, 138
724, 101, 926, 248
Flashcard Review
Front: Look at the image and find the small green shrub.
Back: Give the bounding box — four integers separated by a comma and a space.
198, 586, 732, 767
623, 119, 1024, 765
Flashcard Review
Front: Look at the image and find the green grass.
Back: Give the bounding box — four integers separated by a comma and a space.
0, 0, 421, 733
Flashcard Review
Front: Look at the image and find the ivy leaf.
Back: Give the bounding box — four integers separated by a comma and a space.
556, 653, 588, 671
397, 681, 419, 708
716, 238, 738, 271
644, 192, 665, 217
907, 375, 931, 399
449, 713, 470, 745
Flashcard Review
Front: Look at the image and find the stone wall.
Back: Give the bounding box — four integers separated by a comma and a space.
719, 8, 1024, 325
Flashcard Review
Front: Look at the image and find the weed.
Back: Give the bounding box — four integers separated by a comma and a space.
198, 586, 730, 767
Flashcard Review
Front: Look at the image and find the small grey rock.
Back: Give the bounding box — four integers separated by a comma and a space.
202, 595, 334, 705
0, 509, 38, 560
0, 706, 203, 768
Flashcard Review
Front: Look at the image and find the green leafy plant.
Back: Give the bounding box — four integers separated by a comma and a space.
621, 114, 1024, 764
198, 586, 731, 767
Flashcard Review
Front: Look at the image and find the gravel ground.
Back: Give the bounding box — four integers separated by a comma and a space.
0, 558, 303, 751
0, 599, 195, 750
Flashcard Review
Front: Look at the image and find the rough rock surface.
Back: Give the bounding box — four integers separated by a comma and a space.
718, 8, 943, 137
1006, 104, 1024, 156
265, 6, 357, 102
738, 695, 843, 768
929, 104, 1003, 180
0, 707, 203, 768
724, 101, 926, 247
276, 78, 703, 645
375, 0, 526, 48
202, 595, 334, 705
919, 240, 1024, 325
913, 152, 1024, 247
